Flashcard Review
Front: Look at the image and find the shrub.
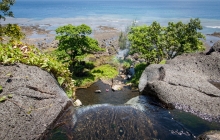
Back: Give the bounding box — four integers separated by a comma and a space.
0, 43, 75, 98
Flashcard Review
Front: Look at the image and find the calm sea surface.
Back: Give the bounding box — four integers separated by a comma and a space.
3, 0, 220, 34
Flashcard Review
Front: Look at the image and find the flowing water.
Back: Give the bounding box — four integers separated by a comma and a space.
45, 80, 220, 140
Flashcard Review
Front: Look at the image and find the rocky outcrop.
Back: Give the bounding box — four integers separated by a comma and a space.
139, 51, 220, 121
0, 63, 72, 140
197, 131, 220, 140
206, 40, 220, 55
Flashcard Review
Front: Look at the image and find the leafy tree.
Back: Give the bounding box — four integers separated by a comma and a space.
165, 18, 205, 59
0, 0, 15, 20
128, 21, 166, 64
55, 24, 103, 74
128, 18, 205, 64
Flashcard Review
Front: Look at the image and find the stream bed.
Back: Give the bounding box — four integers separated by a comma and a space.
45, 80, 220, 140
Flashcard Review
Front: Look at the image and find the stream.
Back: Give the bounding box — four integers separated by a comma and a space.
45, 80, 220, 140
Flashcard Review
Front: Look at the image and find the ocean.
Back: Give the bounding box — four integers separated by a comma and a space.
2, 0, 220, 35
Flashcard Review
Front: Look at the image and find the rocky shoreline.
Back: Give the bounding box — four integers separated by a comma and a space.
21, 24, 120, 52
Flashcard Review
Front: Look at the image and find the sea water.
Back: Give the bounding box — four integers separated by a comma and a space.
2, 0, 220, 34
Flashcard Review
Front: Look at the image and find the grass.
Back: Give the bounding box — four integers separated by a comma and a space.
91, 64, 118, 79
74, 64, 118, 87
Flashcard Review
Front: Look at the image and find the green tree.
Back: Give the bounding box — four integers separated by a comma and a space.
0, 0, 15, 20
128, 21, 165, 64
55, 24, 103, 74
128, 18, 205, 64
165, 18, 205, 59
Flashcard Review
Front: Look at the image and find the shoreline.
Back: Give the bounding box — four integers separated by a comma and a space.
2, 17, 219, 49
20, 24, 121, 51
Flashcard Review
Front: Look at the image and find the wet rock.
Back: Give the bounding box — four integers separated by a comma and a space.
46, 97, 194, 140
112, 84, 123, 91
197, 130, 220, 140
139, 52, 220, 122
0, 63, 72, 140
45, 104, 169, 140
73, 99, 82, 106
95, 89, 102, 93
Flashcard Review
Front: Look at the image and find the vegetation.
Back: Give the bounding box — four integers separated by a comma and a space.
0, 0, 206, 91
0, 0, 15, 20
0, 0, 75, 97
0, 43, 75, 97
128, 18, 205, 65
55, 24, 103, 76
0, 0, 24, 42
73, 57, 119, 87
0, 23, 25, 43
74, 64, 118, 87
118, 31, 127, 50
130, 63, 147, 87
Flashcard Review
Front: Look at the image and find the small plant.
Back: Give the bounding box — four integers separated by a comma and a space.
0, 85, 3, 92
0, 94, 13, 103
0, 96, 7, 102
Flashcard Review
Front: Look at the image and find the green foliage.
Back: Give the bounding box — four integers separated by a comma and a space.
0, 43, 75, 98
159, 59, 166, 64
165, 18, 205, 59
55, 24, 102, 64
130, 63, 147, 87
128, 18, 205, 64
74, 64, 118, 87
91, 64, 118, 79
0, 95, 7, 102
0, 0, 15, 20
0, 94, 13, 103
0, 0, 25, 43
0, 85, 2, 92
128, 21, 165, 64
118, 31, 127, 49
0, 24, 25, 43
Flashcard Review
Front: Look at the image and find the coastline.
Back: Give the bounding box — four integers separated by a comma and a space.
2, 17, 219, 49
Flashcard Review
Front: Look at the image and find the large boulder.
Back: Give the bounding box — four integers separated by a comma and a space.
206, 40, 220, 55
0, 63, 73, 140
139, 52, 220, 121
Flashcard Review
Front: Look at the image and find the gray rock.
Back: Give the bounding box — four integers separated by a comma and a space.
139, 52, 220, 121
197, 130, 220, 140
0, 63, 72, 140
206, 40, 220, 55
212, 40, 220, 52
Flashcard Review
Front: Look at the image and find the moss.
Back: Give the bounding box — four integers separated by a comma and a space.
159, 59, 167, 64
